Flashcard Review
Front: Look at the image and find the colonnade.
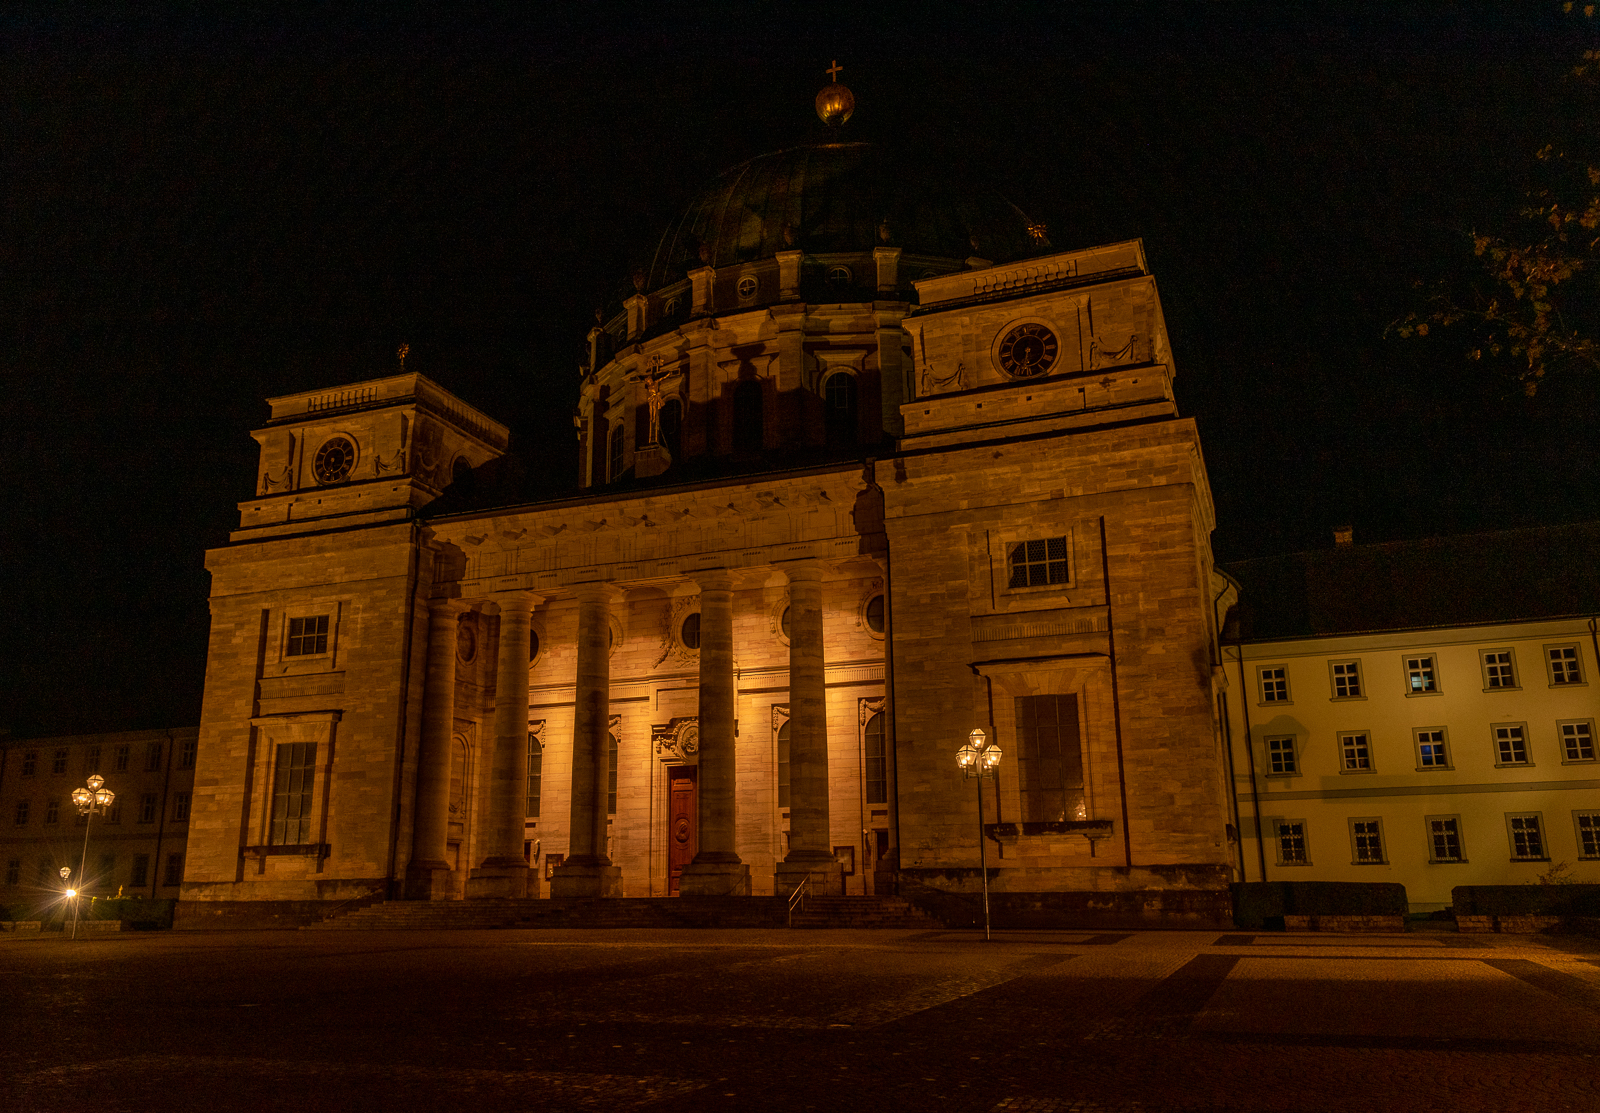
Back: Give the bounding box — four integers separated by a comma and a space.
404, 562, 845, 900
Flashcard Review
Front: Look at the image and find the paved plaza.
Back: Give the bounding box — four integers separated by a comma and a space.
3, 927, 1598, 1112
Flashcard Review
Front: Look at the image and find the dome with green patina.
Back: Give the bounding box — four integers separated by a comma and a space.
642, 140, 1046, 294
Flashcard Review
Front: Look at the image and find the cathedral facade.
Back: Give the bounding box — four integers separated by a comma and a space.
182, 98, 1236, 924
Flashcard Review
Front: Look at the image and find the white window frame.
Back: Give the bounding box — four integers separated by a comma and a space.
1273, 819, 1311, 866
1257, 665, 1291, 706
1329, 659, 1364, 700
1491, 722, 1532, 768
1348, 816, 1387, 865
1425, 814, 1466, 864
1544, 643, 1585, 687
1505, 812, 1548, 861
1479, 648, 1519, 691
1404, 654, 1440, 696
1558, 719, 1596, 764
1574, 811, 1600, 860
1413, 726, 1452, 771
1337, 731, 1374, 773
1264, 735, 1300, 777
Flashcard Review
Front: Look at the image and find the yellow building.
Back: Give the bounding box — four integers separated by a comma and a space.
1221, 524, 1600, 911
180, 84, 1236, 927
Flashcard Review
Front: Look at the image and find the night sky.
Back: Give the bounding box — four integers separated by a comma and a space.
5, 2, 1597, 738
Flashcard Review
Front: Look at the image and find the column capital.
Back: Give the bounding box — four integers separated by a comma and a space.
571, 581, 625, 607
777, 558, 825, 584
488, 589, 543, 617
427, 596, 468, 617
688, 568, 733, 593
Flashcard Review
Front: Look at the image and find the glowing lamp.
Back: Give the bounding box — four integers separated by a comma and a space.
94, 788, 114, 808
71, 787, 93, 808
86, 774, 104, 792
65, 889, 76, 898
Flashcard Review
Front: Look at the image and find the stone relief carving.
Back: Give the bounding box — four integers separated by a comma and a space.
651, 716, 699, 761
771, 704, 790, 733
858, 695, 887, 726
921, 361, 965, 395
653, 594, 701, 669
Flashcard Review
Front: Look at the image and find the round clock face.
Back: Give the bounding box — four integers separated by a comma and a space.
998, 323, 1059, 378
313, 437, 356, 484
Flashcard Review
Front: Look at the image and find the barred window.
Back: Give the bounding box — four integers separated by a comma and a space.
1577, 812, 1600, 859
1428, 817, 1464, 863
270, 742, 317, 845
1266, 736, 1298, 775
286, 615, 329, 657
1507, 814, 1545, 860
1351, 819, 1385, 864
1276, 820, 1308, 865
1007, 537, 1069, 588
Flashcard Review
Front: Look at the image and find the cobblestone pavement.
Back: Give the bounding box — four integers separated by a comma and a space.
2, 928, 1597, 1112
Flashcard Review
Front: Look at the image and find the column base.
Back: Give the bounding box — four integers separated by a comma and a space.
777, 858, 844, 898
465, 858, 530, 900
404, 860, 457, 901
678, 860, 751, 897
550, 860, 623, 899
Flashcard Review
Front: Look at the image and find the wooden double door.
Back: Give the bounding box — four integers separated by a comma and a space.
667, 765, 697, 895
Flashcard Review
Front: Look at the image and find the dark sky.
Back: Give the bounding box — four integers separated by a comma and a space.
4, 2, 1597, 738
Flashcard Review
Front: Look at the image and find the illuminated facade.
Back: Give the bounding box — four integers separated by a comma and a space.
181, 87, 1236, 923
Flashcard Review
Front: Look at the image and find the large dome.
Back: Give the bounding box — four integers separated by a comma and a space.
641, 141, 1044, 294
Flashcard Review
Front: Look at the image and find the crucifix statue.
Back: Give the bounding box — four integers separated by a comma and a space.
627, 354, 677, 447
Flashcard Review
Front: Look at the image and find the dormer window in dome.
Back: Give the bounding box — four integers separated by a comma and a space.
826, 265, 853, 289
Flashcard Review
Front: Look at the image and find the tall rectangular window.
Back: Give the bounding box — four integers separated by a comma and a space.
1350, 818, 1385, 864
14, 800, 28, 826
1405, 656, 1438, 694
1275, 820, 1309, 865
777, 722, 790, 810
1415, 728, 1451, 769
52, 748, 68, 774
105, 800, 121, 825
286, 615, 329, 657
164, 853, 184, 886
1507, 814, 1546, 860
607, 733, 618, 816
138, 793, 157, 824
1573, 812, 1599, 860
5, 859, 19, 885
114, 745, 130, 772
145, 741, 163, 772
1428, 816, 1464, 863
131, 854, 149, 887
44, 799, 59, 825
1547, 645, 1583, 686
1481, 650, 1517, 689
1014, 694, 1084, 823
179, 736, 198, 769
21, 751, 36, 777
1007, 537, 1069, 588
1559, 721, 1595, 762
1339, 732, 1372, 772
270, 742, 317, 845
98, 852, 115, 885
1493, 724, 1529, 766
84, 746, 101, 774
1257, 666, 1290, 703
1266, 736, 1298, 775
525, 733, 542, 820
172, 792, 190, 822
863, 713, 888, 805
1330, 661, 1363, 698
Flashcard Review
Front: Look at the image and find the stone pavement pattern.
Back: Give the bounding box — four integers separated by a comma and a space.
2, 929, 1597, 1112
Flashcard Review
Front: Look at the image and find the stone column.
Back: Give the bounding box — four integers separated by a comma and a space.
551, 582, 624, 898
467, 591, 540, 899
406, 597, 464, 900
776, 560, 843, 896
679, 570, 750, 896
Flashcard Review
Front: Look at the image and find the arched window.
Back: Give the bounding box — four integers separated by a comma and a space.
777, 721, 790, 809
659, 397, 683, 459
864, 714, 887, 804
608, 424, 625, 482
824, 372, 857, 446
607, 733, 619, 816
733, 379, 764, 454
526, 734, 542, 820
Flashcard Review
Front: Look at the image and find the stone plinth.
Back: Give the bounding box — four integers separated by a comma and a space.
776, 860, 844, 899
678, 860, 751, 897
465, 864, 530, 899
404, 861, 456, 902
551, 862, 624, 899
635, 444, 672, 478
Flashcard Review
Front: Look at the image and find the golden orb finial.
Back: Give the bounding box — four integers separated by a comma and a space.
815, 59, 854, 127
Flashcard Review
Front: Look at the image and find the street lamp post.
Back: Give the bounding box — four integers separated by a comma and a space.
69, 774, 114, 940
956, 727, 1002, 940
